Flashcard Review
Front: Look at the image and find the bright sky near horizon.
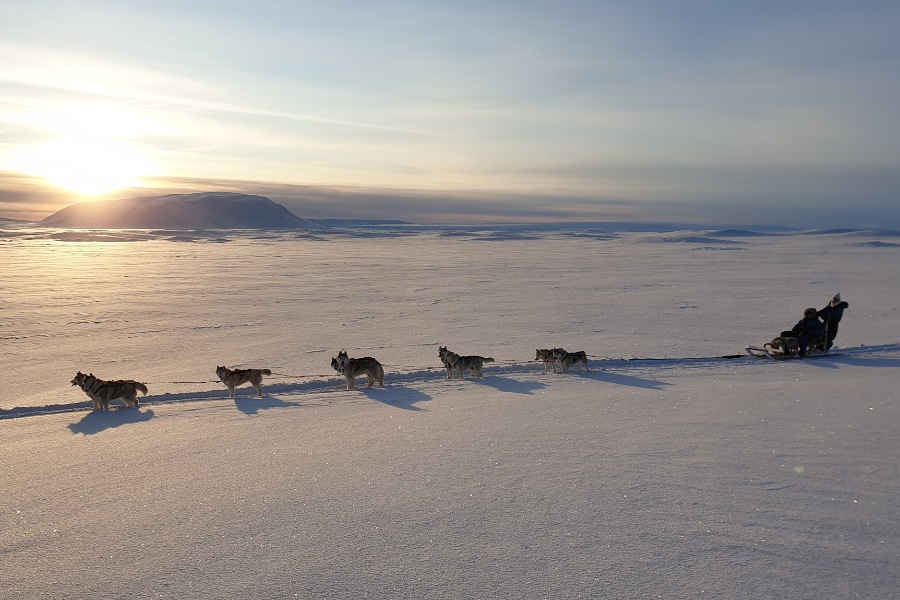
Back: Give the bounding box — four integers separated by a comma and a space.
1, 1, 899, 226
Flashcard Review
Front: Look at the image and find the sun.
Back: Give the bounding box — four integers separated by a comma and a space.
6, 103, 159, 196
13, 138, 154, 195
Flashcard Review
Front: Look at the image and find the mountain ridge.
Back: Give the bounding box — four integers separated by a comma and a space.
39, 192, 323, 230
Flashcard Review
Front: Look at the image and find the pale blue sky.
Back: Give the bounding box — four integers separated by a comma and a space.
1, 1, 898, 226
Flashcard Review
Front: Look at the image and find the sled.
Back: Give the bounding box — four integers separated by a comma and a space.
746, 318, 834, 360
746, 335, 834, 360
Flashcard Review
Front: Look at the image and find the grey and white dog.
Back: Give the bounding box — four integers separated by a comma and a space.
535, 348, 559, 373
551, 348, 589, 373
331, 350, 384, 390
216, 366, 272, 398
439, 346, 494, 379
71, 371, 146, 410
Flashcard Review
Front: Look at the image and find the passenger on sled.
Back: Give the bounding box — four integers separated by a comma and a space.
772, 307, 826, 357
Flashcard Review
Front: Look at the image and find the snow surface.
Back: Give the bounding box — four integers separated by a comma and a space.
1, 226, 899, 598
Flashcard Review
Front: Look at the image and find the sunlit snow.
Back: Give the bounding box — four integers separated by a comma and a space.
2, 224, 898, 598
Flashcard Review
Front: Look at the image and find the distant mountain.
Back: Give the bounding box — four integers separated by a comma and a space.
39, 192, 324, 230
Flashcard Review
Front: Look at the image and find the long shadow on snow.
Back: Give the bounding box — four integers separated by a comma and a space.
829, 343, 900, 368
469, 375, 546, 394
588, 370, 670, 390
356, 385, 430, 411
828, 356, 900, 369
68, 407, 156, 435
233, 394, 305, 415
542, 369, 670, 390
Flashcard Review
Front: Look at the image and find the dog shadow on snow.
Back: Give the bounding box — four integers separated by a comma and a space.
470, 375, 546, 395
587, 371, 670, 390
233, 394, 304, 416
357, 386, 431, 412
545, 369, 670, 390
68, 407, 155, 435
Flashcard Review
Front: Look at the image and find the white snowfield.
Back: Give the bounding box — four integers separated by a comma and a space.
2, 226, 898, 598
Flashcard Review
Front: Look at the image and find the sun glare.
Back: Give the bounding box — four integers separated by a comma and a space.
12, 139, 153, 195
6, 103, 160, 196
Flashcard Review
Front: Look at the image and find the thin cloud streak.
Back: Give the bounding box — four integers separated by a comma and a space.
0, 43, 444, 138
1, 2, 899, 227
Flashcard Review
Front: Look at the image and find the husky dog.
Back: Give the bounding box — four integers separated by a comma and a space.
72, 371, 104, 410
551, 348, 589, 373
331, 350, 384, 390
216, 366, 271, 398
442, 349, 494, 379
71, 371, 146, 410
768, 336, 801, 356
535, 349, 558, 373
438, 346, 456, 379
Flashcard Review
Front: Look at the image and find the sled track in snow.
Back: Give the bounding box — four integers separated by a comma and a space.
3, 344, 899, 420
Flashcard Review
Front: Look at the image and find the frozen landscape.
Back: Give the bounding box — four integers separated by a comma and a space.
2, 222, 899, 598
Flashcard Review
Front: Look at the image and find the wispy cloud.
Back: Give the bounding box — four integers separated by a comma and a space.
1, 1, 900, 226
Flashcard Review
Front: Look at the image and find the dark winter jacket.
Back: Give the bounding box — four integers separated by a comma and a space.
791, 316, 825, 340
817, 301, 849, 325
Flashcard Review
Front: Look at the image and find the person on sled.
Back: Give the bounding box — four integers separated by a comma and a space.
816, 293, 849, 351
779, 308, 826, 357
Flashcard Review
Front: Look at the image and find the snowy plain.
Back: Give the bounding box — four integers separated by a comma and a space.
1, 224, 899, 599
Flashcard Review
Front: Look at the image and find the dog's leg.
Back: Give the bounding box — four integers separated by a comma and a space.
253, 383, 262, 396
366, 373, 374, 387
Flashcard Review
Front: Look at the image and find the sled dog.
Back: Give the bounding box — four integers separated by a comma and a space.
331, 350, 384, 390
551, 348, 589, 373
768, 336, 801, 356
442, 349, 494, 379
71, 371, 146, 410
438, 346, 456, 379
535, 349, 559, 373
216, 366, 271, 398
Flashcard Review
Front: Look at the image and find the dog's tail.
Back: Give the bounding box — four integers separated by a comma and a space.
134, 382, 149, 395
484, 357, 495, 363
261, 369, 272, 376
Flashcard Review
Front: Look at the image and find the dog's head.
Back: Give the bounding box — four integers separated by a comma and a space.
330, 357, 342, 373
535, 349, 550, 360
439, 346, 449, 359
71, 371, 86, 386
215, 366, 228, 380
334, 350, 350, 370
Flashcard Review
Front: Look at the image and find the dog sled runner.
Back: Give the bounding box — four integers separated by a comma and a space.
746, 344, 792, 359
